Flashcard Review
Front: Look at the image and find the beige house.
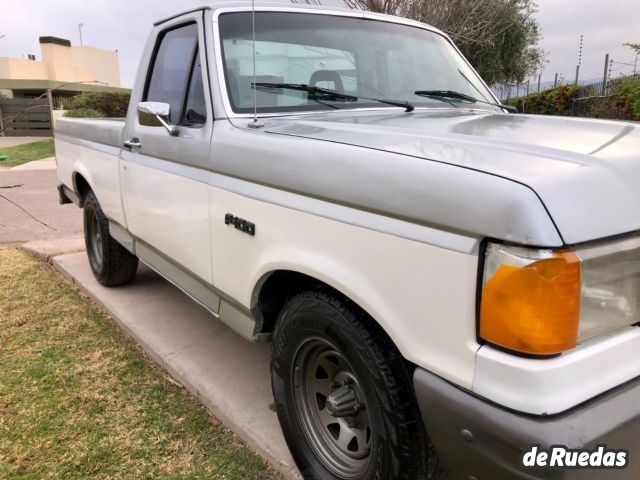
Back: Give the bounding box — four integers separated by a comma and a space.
0, 36, 127, 99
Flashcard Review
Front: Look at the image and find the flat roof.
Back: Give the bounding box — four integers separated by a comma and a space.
0, 79, 130, 94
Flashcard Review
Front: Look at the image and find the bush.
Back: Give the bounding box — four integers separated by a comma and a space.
64, 108, 104, 118
64, 92, 130, 118
505, 77, 640, 121
588, 78, 640, 121
505, 85, 580, 116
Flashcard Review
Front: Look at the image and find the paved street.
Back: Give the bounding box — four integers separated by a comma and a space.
0, 160, 82, 247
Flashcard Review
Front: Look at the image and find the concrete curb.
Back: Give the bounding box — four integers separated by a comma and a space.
21, 236, 85, 260
29, 243, 300, 480
10, 157, 57, 171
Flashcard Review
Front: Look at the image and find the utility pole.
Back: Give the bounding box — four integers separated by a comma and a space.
554, 73, 558, 88
526, 79, 530, 96
574, 34, 583, 85
537, 73, 541, 92
78, 23, 84, 46
602, 53, 609, 96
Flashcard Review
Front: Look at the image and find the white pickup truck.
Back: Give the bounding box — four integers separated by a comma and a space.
55, 2, 640, 479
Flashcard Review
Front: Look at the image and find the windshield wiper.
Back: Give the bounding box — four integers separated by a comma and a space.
254, 82, 415, 112
414, 90, 518, 113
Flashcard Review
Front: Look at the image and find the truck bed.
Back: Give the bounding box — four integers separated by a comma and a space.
55, 117, 125, 148
55, 117, 126, 226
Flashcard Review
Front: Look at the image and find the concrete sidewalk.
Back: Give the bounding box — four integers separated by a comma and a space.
10, 157, 57, 171
48, 250, 300, 479
0, 136, 50, 148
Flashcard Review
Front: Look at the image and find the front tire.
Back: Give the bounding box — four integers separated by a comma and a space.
83, 190, 138, 286
271, 290, 436, 480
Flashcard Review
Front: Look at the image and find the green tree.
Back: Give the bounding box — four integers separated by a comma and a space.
624, 42, 640, 56
345, 0, 543, 85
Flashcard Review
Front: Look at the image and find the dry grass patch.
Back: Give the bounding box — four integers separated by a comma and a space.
0, 249, 281, 480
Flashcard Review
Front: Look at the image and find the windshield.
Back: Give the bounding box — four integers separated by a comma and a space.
218, 11, 497, 114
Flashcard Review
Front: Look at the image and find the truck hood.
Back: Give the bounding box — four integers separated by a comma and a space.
265, 110, 640, 245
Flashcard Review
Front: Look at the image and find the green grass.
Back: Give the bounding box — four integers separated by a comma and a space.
0, 249, 281, 480
0, 139, 55, 168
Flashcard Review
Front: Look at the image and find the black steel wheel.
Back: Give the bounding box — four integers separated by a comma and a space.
271, 290, 444, 480
86, 204, 104, 268
83, 190, 138, 286
293, 338, 372, 478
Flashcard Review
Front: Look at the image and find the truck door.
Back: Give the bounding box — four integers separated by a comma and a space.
120, 15, 216, 299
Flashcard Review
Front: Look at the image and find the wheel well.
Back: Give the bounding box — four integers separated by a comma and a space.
253, 269, 416, 370
73, 173, 91, 203
253, 270, 386, 343
253, 271, 321, 335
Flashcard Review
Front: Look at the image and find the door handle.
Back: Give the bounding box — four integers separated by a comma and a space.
123, 138, 141, 150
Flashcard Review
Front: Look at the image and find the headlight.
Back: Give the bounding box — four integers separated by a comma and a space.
479, 237, 640, 356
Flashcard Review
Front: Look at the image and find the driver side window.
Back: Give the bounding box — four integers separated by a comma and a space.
145, 23, 207, 126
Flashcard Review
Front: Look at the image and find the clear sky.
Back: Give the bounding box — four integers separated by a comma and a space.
1, 0, 638, 88
535, 0, 639, 84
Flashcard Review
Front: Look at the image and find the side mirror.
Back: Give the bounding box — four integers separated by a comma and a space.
137, 101, 178, 136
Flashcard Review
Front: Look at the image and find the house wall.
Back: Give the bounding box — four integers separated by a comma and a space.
70, 46, 120, 87
0, 39, 121, 87
0, 57, 49, 81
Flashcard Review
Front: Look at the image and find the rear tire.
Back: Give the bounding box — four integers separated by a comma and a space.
83, 190, 138, 286
271, 290, 445, 480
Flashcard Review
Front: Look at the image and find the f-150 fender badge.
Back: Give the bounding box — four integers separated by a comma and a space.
225, 213, 256, 236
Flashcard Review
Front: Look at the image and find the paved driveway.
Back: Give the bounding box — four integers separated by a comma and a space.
0, 162, 82, 247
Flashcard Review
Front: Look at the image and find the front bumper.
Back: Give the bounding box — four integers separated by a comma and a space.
414, 368, 640, 480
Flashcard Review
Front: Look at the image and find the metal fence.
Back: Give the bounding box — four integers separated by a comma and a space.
0, 98, 52, 137
52, 95, 76, 110
575, 73, 640, 98
571, 74, 639, 120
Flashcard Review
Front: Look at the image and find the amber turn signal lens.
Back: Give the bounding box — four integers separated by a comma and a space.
480, 251, 581, 355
